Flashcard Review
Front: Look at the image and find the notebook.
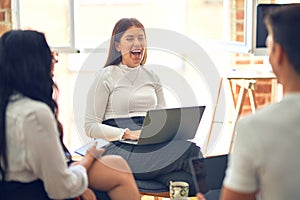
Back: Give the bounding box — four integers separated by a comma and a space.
120, 105, 206, 145
203, 154, 228, 190
190, 154, 228, 198
74, 138, 110, 156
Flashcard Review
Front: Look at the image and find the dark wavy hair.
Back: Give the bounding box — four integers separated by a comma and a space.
0, 30, 68, 181
104, 18, 147, 67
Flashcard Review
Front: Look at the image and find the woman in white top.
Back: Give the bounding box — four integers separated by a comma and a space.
0, 30, 140, 200
85, 18, 208, 196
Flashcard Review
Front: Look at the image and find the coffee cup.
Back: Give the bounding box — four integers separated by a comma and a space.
169, 181, 189, 200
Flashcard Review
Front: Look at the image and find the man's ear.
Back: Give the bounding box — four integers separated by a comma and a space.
273, 43, 285, 66
115, 42, 120, 52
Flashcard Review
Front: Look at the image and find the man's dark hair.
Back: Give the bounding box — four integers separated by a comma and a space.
264, 4, 300, 73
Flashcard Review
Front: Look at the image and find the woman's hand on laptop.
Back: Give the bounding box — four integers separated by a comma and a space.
122, 129, 141, 141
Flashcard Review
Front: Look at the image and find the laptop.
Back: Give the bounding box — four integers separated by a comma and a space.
190, 154, 228, 199
120, 105, 206, 145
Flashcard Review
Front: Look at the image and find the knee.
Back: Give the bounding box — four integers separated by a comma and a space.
111, 155, 130, 169
100, 155, 132, 173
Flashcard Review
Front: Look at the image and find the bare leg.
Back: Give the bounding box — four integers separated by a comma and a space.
87, 155, 140, 200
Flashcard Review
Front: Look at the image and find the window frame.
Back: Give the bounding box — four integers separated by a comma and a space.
190, 0, 255, 53
13, 0, 78, 53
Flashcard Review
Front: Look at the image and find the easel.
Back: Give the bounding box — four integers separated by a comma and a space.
204, 68, 277, 154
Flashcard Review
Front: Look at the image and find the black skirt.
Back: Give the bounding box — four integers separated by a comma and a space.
102, 117, 205, 195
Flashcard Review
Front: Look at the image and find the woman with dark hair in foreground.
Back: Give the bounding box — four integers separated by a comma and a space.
0, 30, 140, 200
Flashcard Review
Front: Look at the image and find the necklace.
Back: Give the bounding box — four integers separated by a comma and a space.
121, 66, 141, 85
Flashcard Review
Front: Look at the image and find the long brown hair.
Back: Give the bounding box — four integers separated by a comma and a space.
104, 18, 147, 67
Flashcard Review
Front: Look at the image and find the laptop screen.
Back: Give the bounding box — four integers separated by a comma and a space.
137, 106, 206, 145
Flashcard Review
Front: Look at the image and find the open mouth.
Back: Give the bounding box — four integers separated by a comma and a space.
130, 49, 142, 56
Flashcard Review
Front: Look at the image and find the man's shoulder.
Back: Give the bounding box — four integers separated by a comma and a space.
237, 102, 282, 127
237, 103, 284, 134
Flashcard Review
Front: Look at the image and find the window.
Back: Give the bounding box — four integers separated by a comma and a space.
16, 0, 76, 52
74, 0, 185, 50
15, 0, 255, 53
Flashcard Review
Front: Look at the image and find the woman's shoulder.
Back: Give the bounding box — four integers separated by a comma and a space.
102, 65, 119, 72
95, 65, 119, 77
8, 96, 53, 120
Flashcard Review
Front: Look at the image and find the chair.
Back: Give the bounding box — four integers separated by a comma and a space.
137, 170, 197, 199
137, 179, 169, 199
90, 174, 169, 200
